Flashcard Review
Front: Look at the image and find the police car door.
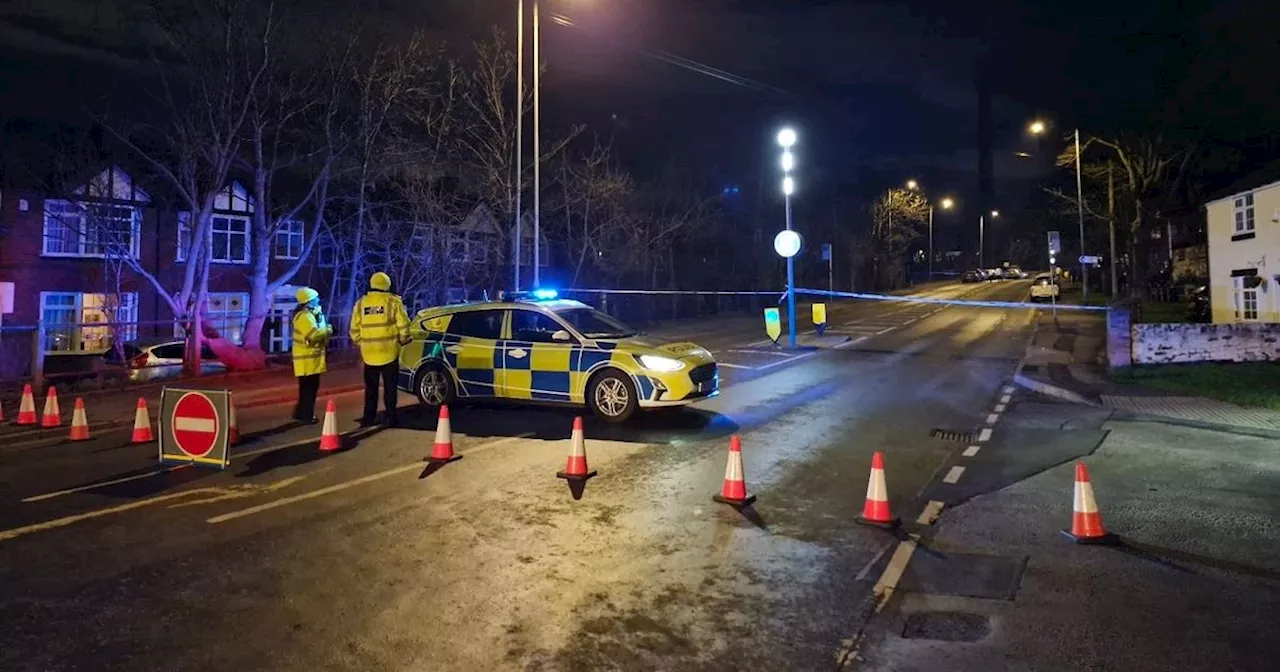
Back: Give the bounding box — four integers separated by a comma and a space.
502, 308, 577, 402
442, 309, 505, 397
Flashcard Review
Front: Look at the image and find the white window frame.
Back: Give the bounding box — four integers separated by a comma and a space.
274, 219, 305, 260
1232, 277, 1260, 322
42, 199, 142, 259
174, 292, 250, 344
177, 212, 252, 264
39, 291, 138, 353
1233, 193, 1255, 235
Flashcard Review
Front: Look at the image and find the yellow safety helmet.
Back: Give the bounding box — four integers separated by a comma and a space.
370, 272, 392, 291
296, 287, 319, 304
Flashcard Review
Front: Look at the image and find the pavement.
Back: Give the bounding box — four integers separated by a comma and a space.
1015, 310, 1280, 434
0, 279, 1044, 671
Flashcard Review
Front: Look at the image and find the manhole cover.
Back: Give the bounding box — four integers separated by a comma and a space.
930, 429, 974, 443
901, 611, 991, 642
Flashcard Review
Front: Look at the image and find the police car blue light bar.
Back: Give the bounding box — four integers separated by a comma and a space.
530, 288, 559, 300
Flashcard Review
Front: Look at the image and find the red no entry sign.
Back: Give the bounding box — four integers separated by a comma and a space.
172, 392, 219, 457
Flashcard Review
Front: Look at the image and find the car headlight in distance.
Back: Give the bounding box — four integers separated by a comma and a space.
638, 354, 685, 372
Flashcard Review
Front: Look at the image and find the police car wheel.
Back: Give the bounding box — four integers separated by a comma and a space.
588, 369, 637, 423
416, 365, 455, 407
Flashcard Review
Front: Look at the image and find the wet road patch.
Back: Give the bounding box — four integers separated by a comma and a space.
900, 550, 1027, 601
900, 610, 992, 642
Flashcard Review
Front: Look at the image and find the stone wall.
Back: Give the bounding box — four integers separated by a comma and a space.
1131, 322, 1280, 364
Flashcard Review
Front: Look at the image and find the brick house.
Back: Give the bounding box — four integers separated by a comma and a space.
0, 165, 337, 377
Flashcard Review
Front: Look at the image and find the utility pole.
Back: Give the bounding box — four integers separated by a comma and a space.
532, 0, 541, 287
1107, 160, 1118, 297
1075, 129, 1087, 300
514, 0, 524, 291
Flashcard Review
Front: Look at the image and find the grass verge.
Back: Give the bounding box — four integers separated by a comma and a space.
1112, 362, 1280, 410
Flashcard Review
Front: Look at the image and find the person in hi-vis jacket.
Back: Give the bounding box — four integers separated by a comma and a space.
349, 272, 411, 427
291, 287, 333, 424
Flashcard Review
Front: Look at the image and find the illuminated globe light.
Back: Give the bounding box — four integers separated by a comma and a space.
774, 230, 802, 258
777, 127, 797, 148
781, 151, 795, 172
782, 176, 795, 195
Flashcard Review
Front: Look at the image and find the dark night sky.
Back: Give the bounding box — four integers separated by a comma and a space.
3, 0, 1278, 222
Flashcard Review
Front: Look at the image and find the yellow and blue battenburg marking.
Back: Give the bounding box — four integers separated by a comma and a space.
764, 307, 782, 343
812, 302, 827, 335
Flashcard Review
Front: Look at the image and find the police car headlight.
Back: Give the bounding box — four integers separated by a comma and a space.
638, 355, 685, 372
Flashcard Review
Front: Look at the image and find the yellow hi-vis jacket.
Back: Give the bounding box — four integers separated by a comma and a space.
292, 308, 333, 376
349, 290, 411, 366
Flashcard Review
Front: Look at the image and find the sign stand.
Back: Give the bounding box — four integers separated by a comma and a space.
158, 388, 233, 469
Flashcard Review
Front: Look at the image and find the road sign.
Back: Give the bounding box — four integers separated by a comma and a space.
821, 243, 832, 261
159, 388, 232, 469
812, 303, 827, 335
1079, 255, 1102, 265
1047, 231, 1061, 256
764, 308, 782, 343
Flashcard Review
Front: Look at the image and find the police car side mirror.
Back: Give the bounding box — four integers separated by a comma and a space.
552, 330, 572, 342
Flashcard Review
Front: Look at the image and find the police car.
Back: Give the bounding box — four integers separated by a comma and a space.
396, 290, 719, 422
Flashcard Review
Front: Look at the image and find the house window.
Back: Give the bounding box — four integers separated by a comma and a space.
174, 292, 249, 344
211, 215, 251, 264
176, 211, 192, 262
1233, 277, 1259, 321
42, 200, 141, 258
39, 292, 138, 352
409, 224, 433, 261
517, 236, 550, 267
1233, 193, 1255, 234
447, 234, 468, 263
467, 231, 490, 263
275, 220, 305, 260
317, 234, 337, 268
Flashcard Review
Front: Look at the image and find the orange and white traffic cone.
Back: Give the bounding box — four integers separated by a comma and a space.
1062, 462, 1116, 544
427, 405, 461, 463
856, 451, 900, 528
16, 384, 37, 425
712, 435, 756, 507
228, 401, 239, 446
131, 397, 153, 443
0, 399, 4, 423
41, 386, 61, 428
68, 398, 90, 441
318, 399, 342, 452
556, 416, 597, 481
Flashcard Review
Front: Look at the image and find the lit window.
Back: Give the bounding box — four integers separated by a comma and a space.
39, 292, 138, 352
42, 200, 140, 258
174, 293, 249, 343
1233, 193, 1255, 234
275, 220, 305, 260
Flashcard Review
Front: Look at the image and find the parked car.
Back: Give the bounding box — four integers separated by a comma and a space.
1006, 266, 1028, 279
962, 269, 985, 283
1028, 273, 1060, 302
103, 339, 225, 382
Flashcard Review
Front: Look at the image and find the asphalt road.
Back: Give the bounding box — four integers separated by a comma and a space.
0, 279, 1039, 672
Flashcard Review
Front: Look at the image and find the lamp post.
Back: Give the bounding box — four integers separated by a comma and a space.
1028, 120, 1087, 299
778, 127, 798, 348
515, 0, 545, 289
514, 0, 525, 290
979, 209, 998, 269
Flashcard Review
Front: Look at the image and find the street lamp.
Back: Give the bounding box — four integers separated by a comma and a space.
1029, 119, 1089, 299
777, 126, 798, 348
905, 179, 919, 191
980, 209, 998, 269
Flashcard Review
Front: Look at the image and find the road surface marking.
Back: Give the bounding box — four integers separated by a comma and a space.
916, 500, 945, 525
995, 403, 1007, 413
1000, 394, 1012, 404
835, 337, 867, 349
871, 535, 919, 613
728, 349, 793, 357
22, 465, 192, 502
942, 466, 965, 484
716, 362, 754, 370
755, 350, 819, 371
962, 445, 981, 457
206, 434, 531, 524
978, 428, 992, 442
875, 328, 893, 335
1003, 385, 1015, 395
0, 488, 228, 542
986, 413, 999, 425
854, 542, 893, 581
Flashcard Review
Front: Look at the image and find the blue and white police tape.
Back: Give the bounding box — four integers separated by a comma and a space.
560, 288, 780, 296
792, 287, 1109, 312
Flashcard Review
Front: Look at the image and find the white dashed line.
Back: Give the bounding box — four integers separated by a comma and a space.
995, 403, 1007, 413
716, 362, 754, 369
1000, 394, 1012, 404
755, 350, 819, 371
876, 328, 893, 335
916, 500, 945, 525
986, 413, 999, 425
962, 445, 980, 457
727, 349, 792, 357
1003, 385, 1015, 395
942, 466, 965, 484
978, 428, 993, 442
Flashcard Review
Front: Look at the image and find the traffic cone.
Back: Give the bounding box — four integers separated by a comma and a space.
318, 399, 342, 452
856, 452, 900, 528
41, 386, 61, 427
1062, 462, 1117, 544
712, 435, 756, 507
131, 397, 153, 443
68, 398, 90, 441
16, 384, 37, 425
556, 416, 597, 481
0, 399, 4, 423
427, 405, 461, 463
228, 401, 239, 446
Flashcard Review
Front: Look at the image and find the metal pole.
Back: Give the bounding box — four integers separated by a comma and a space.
979, 214, 984, 270
828, 245, 834, 294
928, 205, 934, 281
532, 0, 541, 288
32, 320, 45, 391
785, 193, 796, 348
514, 0, 523, 292
1075, 128, 1087, 300
1107, 160, 1117, 297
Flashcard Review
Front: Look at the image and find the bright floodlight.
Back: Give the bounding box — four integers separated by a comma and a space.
777, 127, 797, 148
991, 210, 1000, 217
906, 179, 919, 190
781, 151, 795, 172
782, 176, 795, 195
941, 197, 955, 209
1028, 120, 1046, 135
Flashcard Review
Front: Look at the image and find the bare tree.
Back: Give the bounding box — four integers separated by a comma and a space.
553, 141, 633, 286
870, 187, 930, 288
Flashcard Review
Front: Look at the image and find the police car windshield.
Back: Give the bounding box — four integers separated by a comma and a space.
554, 307, 636, 339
